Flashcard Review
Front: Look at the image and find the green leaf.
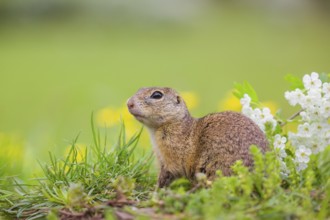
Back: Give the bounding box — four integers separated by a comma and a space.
169, 178, 192, 192
285, 148, 294, 158
319, 72, 329, 83
284, 74, 304, 90
233, 81, 259, 104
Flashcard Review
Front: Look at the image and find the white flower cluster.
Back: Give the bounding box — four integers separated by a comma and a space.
285, 72, 330, 171
273, 134, 290, 174
240, 94, 289, 174
239, 72, 329, 173
273, 134, 287, 158
240, 94, 277, 132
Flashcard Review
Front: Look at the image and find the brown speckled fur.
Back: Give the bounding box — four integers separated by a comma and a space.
127, 87, 269, 187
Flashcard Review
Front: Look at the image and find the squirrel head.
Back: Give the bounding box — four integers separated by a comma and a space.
127, 87, 190, 129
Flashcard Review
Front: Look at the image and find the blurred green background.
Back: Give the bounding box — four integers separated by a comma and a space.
0, 0, 330, 176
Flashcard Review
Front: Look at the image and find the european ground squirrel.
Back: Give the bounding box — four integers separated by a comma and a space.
127, 87, 269, 187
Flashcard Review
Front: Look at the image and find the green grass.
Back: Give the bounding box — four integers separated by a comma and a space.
0, 119, 156, 219
1, 120, 329, 219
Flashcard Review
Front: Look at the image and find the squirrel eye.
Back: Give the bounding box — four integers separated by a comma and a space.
150, 91, 163, 99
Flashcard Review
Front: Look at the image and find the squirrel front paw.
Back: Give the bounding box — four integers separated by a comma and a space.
158, 169, 175, 188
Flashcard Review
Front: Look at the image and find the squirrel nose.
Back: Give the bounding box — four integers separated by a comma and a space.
127, 99, 135, 109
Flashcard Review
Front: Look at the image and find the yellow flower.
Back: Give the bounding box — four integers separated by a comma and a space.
260, 101, 278, 115
64, 143, 87, 163
180, 91, 199, 110
0, 133, 25, 161
0, 133, 26, 176
96, 105, 151, 149
96, 107, 122, 127
218, 91, 241, 112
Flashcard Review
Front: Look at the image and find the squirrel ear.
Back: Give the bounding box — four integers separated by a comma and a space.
176, 96, 181, 104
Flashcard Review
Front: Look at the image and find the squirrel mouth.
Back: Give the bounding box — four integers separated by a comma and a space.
132, 114, 146, 123
128, 109, 145, 119
133, 114, 144, 119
